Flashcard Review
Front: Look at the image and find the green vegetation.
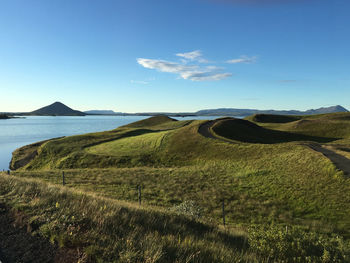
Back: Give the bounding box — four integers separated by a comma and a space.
0, 173, 257, 262
6, 113, 350, 262
87, 130, 170, 157
247, 112, 350, 140
211, 118, 335, 144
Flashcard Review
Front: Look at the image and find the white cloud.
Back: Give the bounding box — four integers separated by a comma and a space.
181, 71, 232, 81
176, 50, 201, 60
176, 50, 208, 63
137, 58, 196, 73
226, 56, 257, 64
137, 58, 231, 81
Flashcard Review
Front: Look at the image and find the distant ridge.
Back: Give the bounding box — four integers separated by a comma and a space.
30, 102, 85, 116
9, 104, 348, 117
195, 105, 348, 116
84, 110, 119, 115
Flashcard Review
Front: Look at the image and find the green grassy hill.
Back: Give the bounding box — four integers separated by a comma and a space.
246, 112, 350, 143
211, 118, 335, 144
7, 113, 350, 262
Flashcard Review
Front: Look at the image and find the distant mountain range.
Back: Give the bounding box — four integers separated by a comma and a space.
84, 110, 120, 115
195, 105, 349, 116
3, 103, 348, 117
102, 105, 348, 117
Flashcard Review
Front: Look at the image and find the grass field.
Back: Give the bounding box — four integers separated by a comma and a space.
87, 130, 170, 157
5, 113, 350, 262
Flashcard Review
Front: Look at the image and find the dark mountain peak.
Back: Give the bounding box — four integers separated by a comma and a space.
333, 105, 348, 112
51, 101, 65, 106
304, 105, 349, 115
30, 102, 85, 116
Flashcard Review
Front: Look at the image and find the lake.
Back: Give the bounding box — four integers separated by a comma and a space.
0, 115, 221, 170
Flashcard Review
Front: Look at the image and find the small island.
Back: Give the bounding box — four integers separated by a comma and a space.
0, 114, 10, 119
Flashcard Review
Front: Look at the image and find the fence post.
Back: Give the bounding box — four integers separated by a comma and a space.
7, 170, 10, 175
222, 199, 226, 228
62, 171, 65, 186
138, 185, 142, 206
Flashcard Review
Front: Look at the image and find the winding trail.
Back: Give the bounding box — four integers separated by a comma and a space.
198, 121, 217, 140
306, 144, 350, 176
198, 120, 234, 144
198, 120, 350, 176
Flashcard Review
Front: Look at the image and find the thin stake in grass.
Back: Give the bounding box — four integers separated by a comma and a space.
222, 199, 226, 228
62, 171, 65, 186
138, 185, 142, 206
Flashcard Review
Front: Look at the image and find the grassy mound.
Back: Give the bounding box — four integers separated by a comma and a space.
10, 116, 193, 170
211, 118, 334, 144
10, 138, 61, 170
250, 113, 350, 140
87, 130, 170, 157
247, 114, 301, 123
122, 115, 178, 129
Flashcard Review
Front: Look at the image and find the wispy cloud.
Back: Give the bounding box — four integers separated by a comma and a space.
181, 71, 232, 81
137, 57, 232, 81
226, 56, 257, 64
130, 80, 149, 85
176, 50, 208, 63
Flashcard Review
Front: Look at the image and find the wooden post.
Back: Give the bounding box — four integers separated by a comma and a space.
62, 171, 65, 186
138, 185, 142, 206
222, 199, 226, 228
7, 170, 10, 175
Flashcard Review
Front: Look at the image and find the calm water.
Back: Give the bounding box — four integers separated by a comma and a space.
0, 115, 220, 170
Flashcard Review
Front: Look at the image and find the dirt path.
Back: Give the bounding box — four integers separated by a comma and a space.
307, 143, 350, 176
199, 120, 350, 176
198, 121, 217, 139
198, 120, 234, 144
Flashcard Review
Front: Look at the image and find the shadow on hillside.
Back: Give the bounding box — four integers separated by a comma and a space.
251, 114, 301, 123
212, 119, 337, 144
0, 203, 78, 263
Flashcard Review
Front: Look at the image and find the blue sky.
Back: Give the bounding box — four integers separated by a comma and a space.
1, 0, 349, 112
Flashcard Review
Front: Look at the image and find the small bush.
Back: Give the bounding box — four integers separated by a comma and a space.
171, 200, 203, 219
248, 224, 350, 262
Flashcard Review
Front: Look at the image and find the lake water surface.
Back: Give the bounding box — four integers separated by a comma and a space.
0, 115, 220, 170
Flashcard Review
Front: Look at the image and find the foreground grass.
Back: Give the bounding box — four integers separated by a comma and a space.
0, 172, 258, 262
2, 172, 350, 262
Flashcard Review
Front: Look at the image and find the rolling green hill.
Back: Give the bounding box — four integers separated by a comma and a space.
7, 113, 350, 262
210, 118, 335, 144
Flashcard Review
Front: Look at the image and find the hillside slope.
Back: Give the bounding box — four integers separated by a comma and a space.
0, 172, 256, 262
8, 114, 350, 261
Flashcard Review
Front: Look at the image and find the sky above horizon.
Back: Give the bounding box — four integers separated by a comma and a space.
1, 0, 349, 113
